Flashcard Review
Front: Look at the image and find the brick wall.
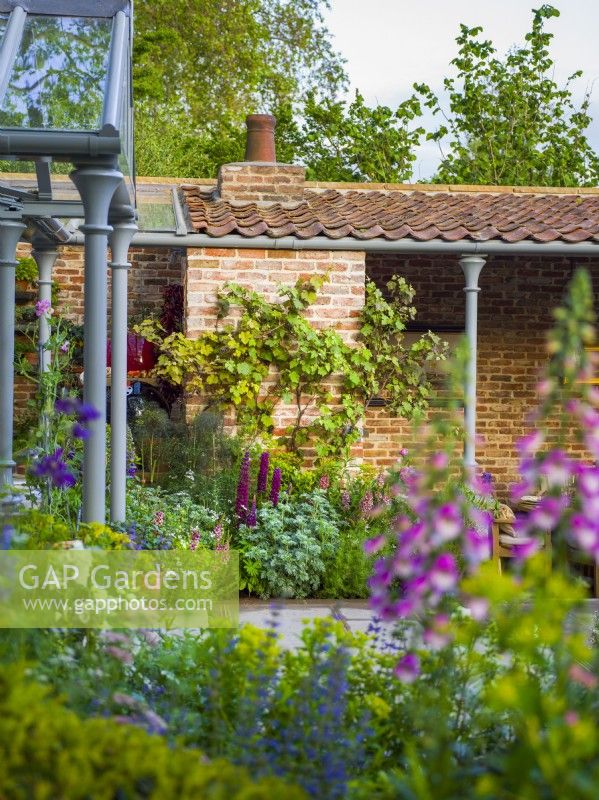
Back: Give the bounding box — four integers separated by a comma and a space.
16, 242, 185, 324
13, 243, 185, 420
216, 163, 305, 203
365, 254, 599, 497
184, 247, 365, 438
16, 237, 599, 497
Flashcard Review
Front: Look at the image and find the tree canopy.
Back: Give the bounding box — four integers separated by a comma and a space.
415, 4, 599, 186
115, 2, 599, 186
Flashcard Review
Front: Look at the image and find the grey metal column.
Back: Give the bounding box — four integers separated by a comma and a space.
32, 241, 58, 374
459, 255, 486, 469
109, 220, 137, 523
0, 218, 26, 487
70, 164, 122, 523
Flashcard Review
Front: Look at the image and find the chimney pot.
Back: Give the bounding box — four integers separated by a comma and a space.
245, 114, 276, 162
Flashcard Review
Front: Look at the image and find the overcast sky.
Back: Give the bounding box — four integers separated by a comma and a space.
324, 0, 599, 180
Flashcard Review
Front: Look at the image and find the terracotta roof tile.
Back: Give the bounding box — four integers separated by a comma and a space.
180, 184, 599, 244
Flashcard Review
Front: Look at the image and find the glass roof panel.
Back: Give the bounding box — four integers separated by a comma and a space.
0, 14, 111, 131
0, 162, 36, 193
0, 12, 7, 37
137, 185, 176, 232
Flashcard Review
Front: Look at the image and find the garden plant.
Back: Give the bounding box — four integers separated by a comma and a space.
1, 271, 599, 798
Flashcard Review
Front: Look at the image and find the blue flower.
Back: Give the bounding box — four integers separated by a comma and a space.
31, 448, 76, 489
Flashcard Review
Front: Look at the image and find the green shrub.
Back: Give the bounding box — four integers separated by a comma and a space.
0, 663, 306, 799
318, 520, 375, 599
238, 490, 340, 597
15, 256, 38, 283
125, 483, 220, 549
10, 510, 130, 550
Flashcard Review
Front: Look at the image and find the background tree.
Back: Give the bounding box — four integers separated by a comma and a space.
283, 91, 424, 183
415, 4, 599, 186
133, 0, 425, 181
133, 0, 346, 176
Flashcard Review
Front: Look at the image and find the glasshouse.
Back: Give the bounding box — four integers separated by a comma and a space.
2, 1, 599, 798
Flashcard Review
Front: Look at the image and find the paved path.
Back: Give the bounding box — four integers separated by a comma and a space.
239, 599, 381, 649
239, 599, 599, 650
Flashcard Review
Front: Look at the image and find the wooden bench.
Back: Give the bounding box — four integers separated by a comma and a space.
491, 521, 552, 575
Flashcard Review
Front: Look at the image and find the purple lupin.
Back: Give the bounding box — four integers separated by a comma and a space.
246, 500, 257, 527
235, 451, 251, 523
270, 467, 282, 507
257, 451, 270, 494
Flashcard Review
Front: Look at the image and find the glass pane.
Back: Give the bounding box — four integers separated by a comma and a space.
0, 161, 37, 192
50, 165, 82, 201
0, 13, 8, 39
137, 185, 176, 231
137, 202, 176, 232
0, 15, 111, 130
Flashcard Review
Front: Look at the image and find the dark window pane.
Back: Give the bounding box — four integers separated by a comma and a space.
0, 15, 111, 130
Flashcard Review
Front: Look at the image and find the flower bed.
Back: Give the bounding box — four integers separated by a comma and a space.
3, 269, 599, 798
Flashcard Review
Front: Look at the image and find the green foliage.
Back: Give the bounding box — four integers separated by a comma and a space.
238, 491, 340, 597
6, 577, 599, 799
9, 510, 131, 549
416, 5, 599, 186
129, 403, 175, 484
288, 91, 424, 182
14, 309, 83, 523
15, 257, 37, 283
128, 409, 242, 515
126, 483, 220, 549
138, 275, 442, 460
349, 275, 446, 419
159, 411, 242, 513
317, 519, 374, 599
0, 662, 305, 799
2, 620, 372, 798
133, 0, 346, 177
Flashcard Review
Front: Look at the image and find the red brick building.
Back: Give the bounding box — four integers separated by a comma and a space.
14, 122, 599, 499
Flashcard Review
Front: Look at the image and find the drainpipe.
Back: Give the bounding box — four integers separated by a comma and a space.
459, 255, 486, 469
70, 163, 122, 524
0, 216, 26, 488
109, 219, 137, 524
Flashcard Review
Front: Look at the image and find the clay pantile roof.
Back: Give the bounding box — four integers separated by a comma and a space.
181, 183, 599, 244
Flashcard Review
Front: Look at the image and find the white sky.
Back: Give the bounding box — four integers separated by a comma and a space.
324, 0, 599, 179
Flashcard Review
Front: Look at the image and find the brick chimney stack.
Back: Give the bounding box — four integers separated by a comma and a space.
216, 114, 305, 203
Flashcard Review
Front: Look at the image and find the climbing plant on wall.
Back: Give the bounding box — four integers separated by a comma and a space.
136, 276, 445, 460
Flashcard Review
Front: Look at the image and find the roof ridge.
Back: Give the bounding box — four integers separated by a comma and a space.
3, 172, 597, 195
304, 181, 599, 195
